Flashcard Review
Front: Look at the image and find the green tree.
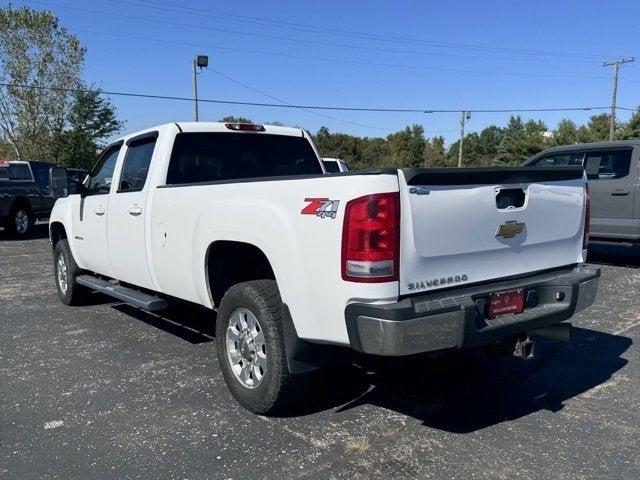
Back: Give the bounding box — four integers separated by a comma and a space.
219, 115, 253, 123
314, 126, 366, 168
618, 108, 640, 139
553, 119, 581, 145
0, 6, 85, 160
386, 124, 426, 168
424, 135, 447, 167
52, 87, 124, 169
580, 113, 611, 142
448, 125, 505, 167
495, 116, 549, 165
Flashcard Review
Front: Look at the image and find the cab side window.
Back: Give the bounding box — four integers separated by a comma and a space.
584, 149, 632, 180
29, 163, 50, 191
530, 152, 584, 167
86, 146, 121, 195
118, 137, 156, 192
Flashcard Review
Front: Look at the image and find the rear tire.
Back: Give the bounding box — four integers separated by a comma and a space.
54, 239, 88, 306
215, 280, 306, 415
6, 204, 32, 237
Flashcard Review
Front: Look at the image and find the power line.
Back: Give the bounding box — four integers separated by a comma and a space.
70, 28, 613, 81
23, 2, 616, 79
426, 107, 614, 113
0, 82, 623, 114
204, 67, 396, 131
108, 0, 626, 61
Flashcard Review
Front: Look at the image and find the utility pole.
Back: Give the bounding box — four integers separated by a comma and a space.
192, 55, 209, 122
458, 110, 470, 167
603, 57, 634, 141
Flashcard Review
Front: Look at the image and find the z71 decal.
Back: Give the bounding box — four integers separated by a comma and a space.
301, 198, 340, 219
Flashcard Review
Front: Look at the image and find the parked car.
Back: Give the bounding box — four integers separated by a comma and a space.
0, 159, 68, 236
523, 140, 640, 244
49, 122, 599, 414
322, 157, 350, 173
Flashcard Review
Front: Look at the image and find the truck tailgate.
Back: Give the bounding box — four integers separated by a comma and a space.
398, 167, 587, 296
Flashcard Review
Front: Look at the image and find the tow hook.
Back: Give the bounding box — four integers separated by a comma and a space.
513, 334, 535, 360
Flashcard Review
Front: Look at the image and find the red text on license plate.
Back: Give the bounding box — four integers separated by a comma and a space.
486, 289, 525, 319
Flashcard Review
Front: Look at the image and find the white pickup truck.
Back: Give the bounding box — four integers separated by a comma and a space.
49, 122, 600, 414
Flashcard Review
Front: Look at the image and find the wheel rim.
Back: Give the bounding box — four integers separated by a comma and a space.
14, 210, 29, 234
226, 308, 267, 389
56, 253, 68, 294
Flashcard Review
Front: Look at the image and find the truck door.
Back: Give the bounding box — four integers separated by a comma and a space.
73, 143, 122, 277
106, 133, 157, 290
584, 147, 638, 240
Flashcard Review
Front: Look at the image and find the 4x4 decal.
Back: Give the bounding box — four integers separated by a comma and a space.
301, 198, 340, 219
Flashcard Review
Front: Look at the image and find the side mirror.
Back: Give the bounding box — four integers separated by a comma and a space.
75, 180, 88, 196
49, 166, 69, 198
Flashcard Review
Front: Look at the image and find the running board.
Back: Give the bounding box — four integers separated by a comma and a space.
76, 275, 167, 311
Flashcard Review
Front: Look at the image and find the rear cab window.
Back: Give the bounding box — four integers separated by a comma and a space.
29, 162, 51, 190
0, 162, 33, 181
166, 132, 322, 185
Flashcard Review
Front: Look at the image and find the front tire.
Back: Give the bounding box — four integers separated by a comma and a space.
216, 280, 304, 415
54, 239, 88, 306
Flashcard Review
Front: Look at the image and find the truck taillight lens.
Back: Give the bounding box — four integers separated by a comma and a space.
342, 192, 399, 282
583, 184, 590, 249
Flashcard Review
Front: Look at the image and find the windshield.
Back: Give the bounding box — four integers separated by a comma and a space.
166, 132, 322, 184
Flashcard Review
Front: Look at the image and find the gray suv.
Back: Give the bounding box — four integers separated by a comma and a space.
524, 140, 640, 243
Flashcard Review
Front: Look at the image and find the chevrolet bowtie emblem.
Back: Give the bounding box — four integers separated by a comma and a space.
496, 221, 525, 239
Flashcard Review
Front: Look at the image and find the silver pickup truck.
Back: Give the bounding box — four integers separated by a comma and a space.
524, 140, 640, 245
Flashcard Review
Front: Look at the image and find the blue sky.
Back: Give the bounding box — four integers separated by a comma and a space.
11, 0, 640, 143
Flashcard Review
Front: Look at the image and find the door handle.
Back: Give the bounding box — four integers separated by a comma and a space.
611, 190, 630, 196
128, 206, 143, 216
95, 206, 105, 216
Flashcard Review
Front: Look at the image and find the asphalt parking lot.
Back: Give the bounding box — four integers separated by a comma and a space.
1, 225, 639, 480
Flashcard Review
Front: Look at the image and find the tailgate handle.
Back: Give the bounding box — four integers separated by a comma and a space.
611, 190, 629, 196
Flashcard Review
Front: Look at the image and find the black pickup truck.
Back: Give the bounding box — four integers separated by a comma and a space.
0, 160, 68, 237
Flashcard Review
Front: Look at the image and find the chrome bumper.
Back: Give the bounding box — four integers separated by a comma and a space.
345, 266, 600, 356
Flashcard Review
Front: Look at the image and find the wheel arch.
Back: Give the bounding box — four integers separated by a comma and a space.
205, 240, 277, 307
49, 221, 67, 248
10, 195, 32, 213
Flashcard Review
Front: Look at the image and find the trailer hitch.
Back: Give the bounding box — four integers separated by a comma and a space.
513, 334, 535, 360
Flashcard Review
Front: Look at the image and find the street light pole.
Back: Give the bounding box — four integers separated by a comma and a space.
458, 110, 470, 168
192, 55, 209, 122
192, 59, 199, 122
603, 57, 634, 141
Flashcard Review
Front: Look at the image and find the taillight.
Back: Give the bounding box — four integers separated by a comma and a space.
341, 192, 400, 282
225, 123, 265, 132
583, 183, 590, 249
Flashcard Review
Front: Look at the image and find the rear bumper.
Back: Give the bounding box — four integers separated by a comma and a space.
345, 265, 600, 356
